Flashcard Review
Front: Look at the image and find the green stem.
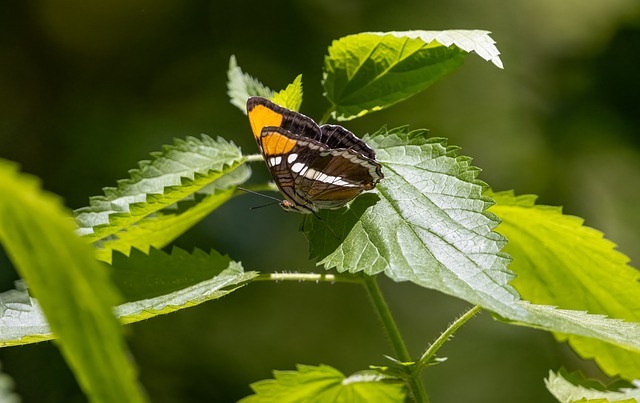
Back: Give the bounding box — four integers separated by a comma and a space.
362, 275, 429, 403
253, 272, 363, 284
244, 153, 265, 163
319, 108, 334, 125
415, 305, 483, 372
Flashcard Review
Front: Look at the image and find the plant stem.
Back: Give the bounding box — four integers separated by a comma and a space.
415, 305, 483, 372
244, 153, 265, 162
362, 275, 429, 403
253, 272, 364, 284
319, 108, 333, 125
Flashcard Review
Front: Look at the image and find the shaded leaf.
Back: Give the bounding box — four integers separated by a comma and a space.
240, 364, 406, 403
0, 247, 258, 344
323, 30, 502, 121
112, 247, 258, 323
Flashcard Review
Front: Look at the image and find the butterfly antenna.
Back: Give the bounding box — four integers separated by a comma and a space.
237, 187, 283, 203
237, 187, 284, 211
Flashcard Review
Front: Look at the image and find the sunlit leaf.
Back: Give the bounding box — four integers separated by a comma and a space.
271, 74, 303, 111
227, 55, 275, 114
306, 126, 521, 317
489, 190, 640, 380
306, 127, 640, 354
240, 364, 406, 403
74, 135, 249, 263
323, 30, 502, 120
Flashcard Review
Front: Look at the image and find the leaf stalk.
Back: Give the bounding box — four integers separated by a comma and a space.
362, 275, 429, 403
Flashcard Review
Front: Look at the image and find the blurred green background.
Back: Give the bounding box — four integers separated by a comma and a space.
1, 1, 639, 402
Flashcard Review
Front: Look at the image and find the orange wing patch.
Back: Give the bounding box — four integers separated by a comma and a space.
261, 131, 297, 155
247, 104, 283, 141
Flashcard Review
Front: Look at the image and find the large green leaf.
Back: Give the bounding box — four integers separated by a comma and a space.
546, 370, 639, 403
240, 364, 406, 403
0, 160, 145, 402
489, 190, 640, 380
74, 135, 249, 262
0, 247, 257, 345
306, 127, 640, 354
323, 30, 503, 121
306, 126, 521, 318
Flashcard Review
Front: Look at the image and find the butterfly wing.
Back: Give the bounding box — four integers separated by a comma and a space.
247, 96, 383, 213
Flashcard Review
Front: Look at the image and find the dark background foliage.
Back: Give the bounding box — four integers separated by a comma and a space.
1, 1, 639, 402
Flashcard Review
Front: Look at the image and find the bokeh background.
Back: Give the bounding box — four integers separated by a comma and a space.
1, 1, 639, 402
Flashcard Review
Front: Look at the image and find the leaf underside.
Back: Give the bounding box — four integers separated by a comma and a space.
305, 126, 640, 357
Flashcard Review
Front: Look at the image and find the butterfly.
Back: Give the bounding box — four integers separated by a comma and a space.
246, 96, 383, 214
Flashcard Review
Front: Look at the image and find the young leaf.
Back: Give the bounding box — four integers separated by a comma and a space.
0, 160, 145, 402
74, 135, 249, 263
488, 190, 640, 380
271, 74, 303, 111
546, 370, 640, 403
227, 56, 303, 112
0, 247, 258, 345
240, 364, 406, 403
323, 30, 503, 121
227, 55, 275, 113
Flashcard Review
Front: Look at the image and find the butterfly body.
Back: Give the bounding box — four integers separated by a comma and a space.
246, 96, 383, 213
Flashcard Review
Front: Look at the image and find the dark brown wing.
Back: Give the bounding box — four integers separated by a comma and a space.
318, 124, 377, 159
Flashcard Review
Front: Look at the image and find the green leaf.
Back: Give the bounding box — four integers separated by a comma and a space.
0, 247, 258, 345
546, 370, 639, 403
240, 364, 406, 403
227, 56, 303, 113
112, 247, 258, 323
488, 190, 640, 380
0, 160, 145, 402
74, 135, 250, 263
305, 127, 640, 355
323, 30, 502, 121
227, 55, 275, 113
513, 301, 640, 353
306, 126, 522, 318
271, 74, 303, 111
